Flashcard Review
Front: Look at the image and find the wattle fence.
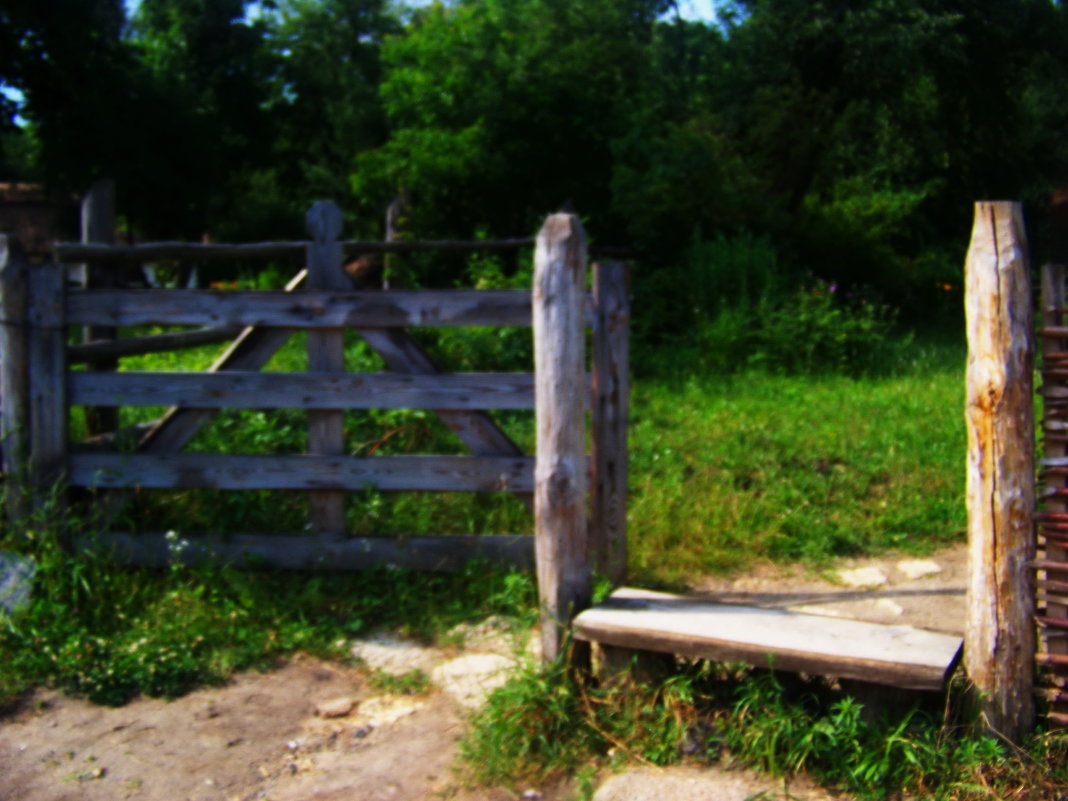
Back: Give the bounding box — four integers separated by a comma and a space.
0, 198, 629, 662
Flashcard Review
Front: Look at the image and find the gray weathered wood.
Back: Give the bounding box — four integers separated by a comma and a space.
0, 236, 31, 522
70, 371, 537, 410
533, 213, 590, 663
573, 588, 964, 691
590, 261, 630, 585
81, 179, 119, 435
67, 453, 535, 492
306, 201, 348, 535
55, 238, 535, 263
28, 262, 68, 498
964, 201, 1036, 742
136, 270, 307, 454
68, 325, 241, 364
66, 288, 534, 328
76, 532, 534, 572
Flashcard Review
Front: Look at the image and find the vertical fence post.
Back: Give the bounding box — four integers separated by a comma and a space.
0, 236, 31, 524
81, 179, 119, 436
306, 201, 347, 537
591, 261, 630, 586
964, 200, 1035, 743
534, 213, 590, 663
28, 260, 68, 511
1039, 262, 1068, 724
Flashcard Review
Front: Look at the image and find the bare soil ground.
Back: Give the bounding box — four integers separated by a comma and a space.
0, 544, 966, 801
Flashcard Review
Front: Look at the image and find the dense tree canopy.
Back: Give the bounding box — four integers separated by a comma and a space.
2, 0, 1067, 311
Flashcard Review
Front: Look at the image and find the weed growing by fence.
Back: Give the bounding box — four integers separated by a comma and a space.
461, 658, 1068, 800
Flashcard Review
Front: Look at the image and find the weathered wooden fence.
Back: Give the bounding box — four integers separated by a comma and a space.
0, 200, 629, 663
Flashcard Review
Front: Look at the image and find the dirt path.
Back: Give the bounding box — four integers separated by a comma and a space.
0, 545, 967, 801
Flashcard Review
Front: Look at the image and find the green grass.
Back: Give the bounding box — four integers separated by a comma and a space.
461, 658, 1068, 801
628, 340, 966, 584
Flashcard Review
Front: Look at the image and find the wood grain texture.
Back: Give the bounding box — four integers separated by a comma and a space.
533, 213, 590, 663
0, 236, 30, 522
55, 238, 534, 263
136, 269, 307, 454
68, 325, 241, 364
70, 371, 536, 410
65, 288, 535, 328
67, 453, 535, 492
590, 261, 630, 585
75, 532, 534, 572
80, 179, 119, 435
964, 201, 1036, 741
27, 262, 68, 496
306, 201, 347, 535
573, 588, 963, 691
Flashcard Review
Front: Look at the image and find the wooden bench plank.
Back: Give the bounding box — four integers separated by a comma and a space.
572, 588, 963, 690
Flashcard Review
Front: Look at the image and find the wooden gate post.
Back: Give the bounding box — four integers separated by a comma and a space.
0, 235, 31, 524
28, 259, 68, 511
591, 261, 630, 585
306, 201, 348, 537
964, 200, 1035, 743
81, 179, 119, 436
533, 213, 590, 663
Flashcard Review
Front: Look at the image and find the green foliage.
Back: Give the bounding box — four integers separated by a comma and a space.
463, 659, 1068, 800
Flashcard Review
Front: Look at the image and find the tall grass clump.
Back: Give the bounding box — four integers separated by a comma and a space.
0, 493, 537, 709
462, 659, 1068, 800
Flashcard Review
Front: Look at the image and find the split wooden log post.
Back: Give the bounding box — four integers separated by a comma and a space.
0, 236, 31, 523
28, 260, 68, 510
81, 179, 119, 436
964, 200, 1035, 743
533, 213, 590, 663
1040, 263, 1068, 716
306, 201, 348, 537
590, 261, 630, 585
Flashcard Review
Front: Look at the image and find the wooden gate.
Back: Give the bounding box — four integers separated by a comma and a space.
0, 201, 629, 660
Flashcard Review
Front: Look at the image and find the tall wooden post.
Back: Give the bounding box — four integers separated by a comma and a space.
533, 213, 590, 663
306, 201, 347, 537
81, 179, 119, 435
591, 261, 630, 585
28, 260, 68, 511
0, 236, 31, 524
964, 200, 1035, 742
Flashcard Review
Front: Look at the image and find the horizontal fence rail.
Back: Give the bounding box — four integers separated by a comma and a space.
67, 289, 539, 328
68, 371, 541, 410
68, 453, 538, 492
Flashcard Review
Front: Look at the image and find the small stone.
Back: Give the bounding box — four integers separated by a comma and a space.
521, 791, 544, 800
316, 697, 357, 718
836, 566, 888, 588
896, 559, 942, 580
875, 598, 904, 616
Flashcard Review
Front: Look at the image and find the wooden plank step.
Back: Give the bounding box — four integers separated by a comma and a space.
572, 588, 963, 691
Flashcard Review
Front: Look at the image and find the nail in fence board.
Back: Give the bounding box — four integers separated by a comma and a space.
67, 453, 535, 492
533, 213, 590, 663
